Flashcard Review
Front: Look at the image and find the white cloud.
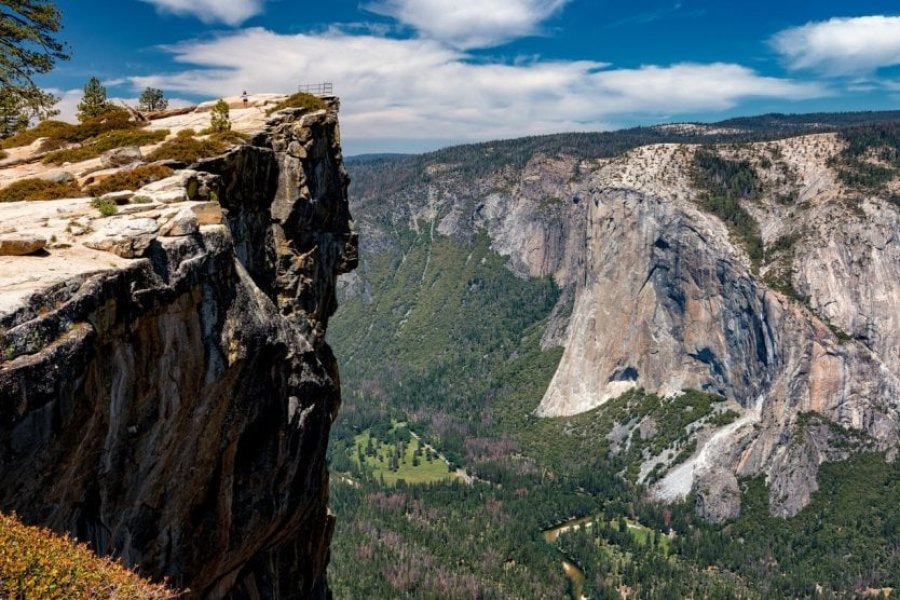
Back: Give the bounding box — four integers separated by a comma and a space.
771, 15, 900, 75
129, 29, 823, 150
137, 0, 265, 26
366, 0, 569, 48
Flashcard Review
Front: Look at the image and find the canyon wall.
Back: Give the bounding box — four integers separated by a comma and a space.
0, 103, 356, 598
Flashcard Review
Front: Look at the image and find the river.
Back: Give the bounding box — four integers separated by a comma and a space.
542, 517, 594, 600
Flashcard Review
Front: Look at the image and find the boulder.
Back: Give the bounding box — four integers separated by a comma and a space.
694, 467, 741, 524
0, 234, 47, 256
190, 201, 225, 225
102, 190, 135, 205
100, 146, 143, 168
160, 206, 199, 236
38, 170, 76, 185
83, 217, 159, 258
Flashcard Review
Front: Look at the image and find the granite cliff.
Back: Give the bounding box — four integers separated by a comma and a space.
341, 120, 900, 521
0, 100, 355, 598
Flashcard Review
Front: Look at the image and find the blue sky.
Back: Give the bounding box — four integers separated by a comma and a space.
42, 0, 900, 154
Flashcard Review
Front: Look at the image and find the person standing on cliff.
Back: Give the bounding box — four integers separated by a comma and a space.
241, 90, 249, 107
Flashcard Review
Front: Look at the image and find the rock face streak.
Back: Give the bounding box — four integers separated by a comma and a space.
0, 105, 356, 598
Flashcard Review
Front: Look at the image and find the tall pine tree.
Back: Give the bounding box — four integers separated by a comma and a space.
0, 0, 68, 124
76, 77, 112, 122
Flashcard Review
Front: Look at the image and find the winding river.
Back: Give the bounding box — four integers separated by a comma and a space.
542, 517, 593, 600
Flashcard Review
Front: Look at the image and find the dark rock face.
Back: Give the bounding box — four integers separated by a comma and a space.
0, 106, 356, 598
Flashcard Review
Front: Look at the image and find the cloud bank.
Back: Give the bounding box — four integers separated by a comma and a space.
772, 15, 900, 75
137, 0, 266, 26
131, 28, 822, 147
366, 0, 569, 49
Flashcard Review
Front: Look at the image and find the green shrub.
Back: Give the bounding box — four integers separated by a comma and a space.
267, 92, 327, 115
147, 136, 227, 163
88, 165, 174, 196
0, 178, 82, 202
0, 511, 177, 599
209, 99, 230, 133
176, 128, 196, 138
90, 196, 118, 216
41, 147, 98, 165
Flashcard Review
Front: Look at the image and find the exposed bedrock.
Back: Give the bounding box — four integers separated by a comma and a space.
0, 105, 356, 598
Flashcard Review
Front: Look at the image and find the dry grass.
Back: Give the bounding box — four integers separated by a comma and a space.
88, 165, 174, 196
147, 136, 228, 163
43, 129, 170, 165
266, 92, 328, 115
0, 511, 178, 599
0, 178, 82, 202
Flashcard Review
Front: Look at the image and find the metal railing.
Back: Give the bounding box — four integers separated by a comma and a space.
298, 82, 334, 96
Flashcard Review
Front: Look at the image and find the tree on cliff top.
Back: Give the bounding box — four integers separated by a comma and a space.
0, 0, 68, 129
77, 76, 114, 121
138, 87, 168, 112
209, 99, 231, 133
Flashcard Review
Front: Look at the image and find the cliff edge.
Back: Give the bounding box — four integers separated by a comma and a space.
0, 100, 356, 598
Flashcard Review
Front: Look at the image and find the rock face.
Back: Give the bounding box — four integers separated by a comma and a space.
346, 132, 900, 519
694, 467, 741, 524
0, 102, 355, 598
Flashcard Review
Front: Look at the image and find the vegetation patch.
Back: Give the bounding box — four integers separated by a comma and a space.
87, 165, 174, 196
352, 423, 456, 486
0, 511, 176, 599
267, 92, 327, 115
0, 178, 82, 202
90, 196, 118, 217
147, 136, 228, 163
831, 122, 900, 190
43, 128, 169, 165
692, 148, 765, 268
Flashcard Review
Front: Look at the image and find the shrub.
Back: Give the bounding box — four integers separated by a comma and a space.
147, 136, 227, 163
210, 130, 250, 145
0, 178, 82, 202
267, 92, 327, 115
0, 511, 177, 599
0, 120, 78, 149
41, 147, 98, 165
0, 149, 6, 160
91, 196, 118, 216
42, 128, 170, 165
209, 99, 230, 133
88, 165, 174, 196
177, 128, 196, 138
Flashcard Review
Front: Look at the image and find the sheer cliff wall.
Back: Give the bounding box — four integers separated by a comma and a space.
0, 103, 356, 598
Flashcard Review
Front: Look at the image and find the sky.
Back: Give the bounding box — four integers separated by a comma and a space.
38, 0, 900, 155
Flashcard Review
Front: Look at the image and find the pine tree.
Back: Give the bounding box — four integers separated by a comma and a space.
0, 1, 68, 123
77, 77, 112, 121
209, 99, 230, 133
138, 87, 168, 112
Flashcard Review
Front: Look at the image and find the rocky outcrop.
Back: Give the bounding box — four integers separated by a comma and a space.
694, 467, 741, 524
0, 102, 355, 598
